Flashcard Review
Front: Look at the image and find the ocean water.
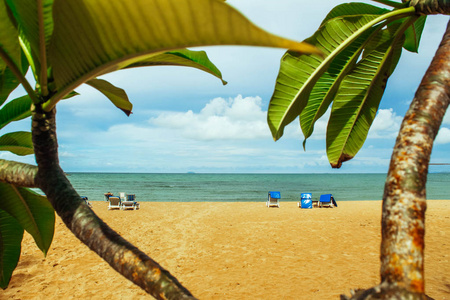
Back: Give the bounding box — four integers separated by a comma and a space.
64, 173, 450, 202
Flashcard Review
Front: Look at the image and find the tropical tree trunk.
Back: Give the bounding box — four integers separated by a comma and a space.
342, 19, 450, 300
31, 105, 196, 300
380, 18, 450, 294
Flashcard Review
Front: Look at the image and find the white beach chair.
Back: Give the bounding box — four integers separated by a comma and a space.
121, 194, 140, 210
108, 196, 121, 210
119, 192, 127, 202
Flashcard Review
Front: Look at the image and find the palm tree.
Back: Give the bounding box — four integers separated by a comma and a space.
267, 0, 449, 298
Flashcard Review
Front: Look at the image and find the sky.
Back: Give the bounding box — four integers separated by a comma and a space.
4, 0, 450, 174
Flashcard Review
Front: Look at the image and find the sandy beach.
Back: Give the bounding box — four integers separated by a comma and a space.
4, 200, 450, 299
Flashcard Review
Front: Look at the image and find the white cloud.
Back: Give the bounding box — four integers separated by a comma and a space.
150, 95, 271, 140
368, 108, 403, 139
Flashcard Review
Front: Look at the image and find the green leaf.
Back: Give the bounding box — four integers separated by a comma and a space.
0, 209, 23, 289
320, 2, 389, 25
268, 14, 383, 141
86, 78, 132, 116
0, 131, 33, 156
403, 15, 426, 53
5, 0, 54, 81
300, 25, 381, 147
326, 26, 405, 168
0, 0, 22, 69
0, 95, 32, 130
0, 65, 21, 107
47, 0, 321, 107
0, 183, 54, 255
62, 90, 79, 100
123, 49, 227, 85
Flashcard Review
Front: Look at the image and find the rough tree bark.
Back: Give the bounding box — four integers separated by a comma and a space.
0, 159, 38, 187
31, 104, 196, 300
342, 19, 450, 300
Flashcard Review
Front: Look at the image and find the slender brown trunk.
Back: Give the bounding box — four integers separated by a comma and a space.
380, 20, 450, 293
31, 105, 195, 300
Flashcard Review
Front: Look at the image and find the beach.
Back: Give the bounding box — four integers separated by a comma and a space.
4, 201, 450, 299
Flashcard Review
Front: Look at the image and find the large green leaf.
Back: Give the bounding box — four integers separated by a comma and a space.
123, 49, 227, 85
5, 0, 54, 83
0, 66, 21, 107
0, 51, 30, 107
403, 15, 426, 52
267, 14, 384, 141
47, 0, 321, 107
0, 209, 23, 289
0, 183, 54, 255
326, 26, 405, 168
0, 95, 32, 130
86, 78, 132, 116
0, 0, 22, 70
0, 131, 33, 156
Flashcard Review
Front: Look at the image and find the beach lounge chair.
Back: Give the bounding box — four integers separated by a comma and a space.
104, 192, 113, 201
267, 191, 280, 208
121, 194, 140, 210
298, 193, 313, 209
119, 192, 127, 202
127, 194, 140, 210
319, 194, 337, 208
108, 196, 121, 210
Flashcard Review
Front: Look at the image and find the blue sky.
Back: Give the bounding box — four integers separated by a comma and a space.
4, 1, 450, 173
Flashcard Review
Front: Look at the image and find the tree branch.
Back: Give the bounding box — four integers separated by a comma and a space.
31, 105, 196, 299
0, 159, 38, 187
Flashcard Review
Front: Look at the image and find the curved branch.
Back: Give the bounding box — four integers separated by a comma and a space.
342, 19, 450, 300
31, 106, 195, 299
0, 159, 38, 187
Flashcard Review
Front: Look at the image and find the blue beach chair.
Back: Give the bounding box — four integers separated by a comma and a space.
298, 193, 313, 209
319, 194, 337, 208
267, 191, 280, 208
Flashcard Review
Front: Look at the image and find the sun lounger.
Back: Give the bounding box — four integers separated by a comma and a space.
108, 196, 121, 210
319, 194, 337, 208
121, 194, 140, 210
127, 194, 140, 210
121, 200, 136, 210
267, 191, 280, 208
298, 193, 313, 209
119, 192, 127, 202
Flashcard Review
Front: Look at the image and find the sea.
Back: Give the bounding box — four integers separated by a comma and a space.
63, 172, 450, 202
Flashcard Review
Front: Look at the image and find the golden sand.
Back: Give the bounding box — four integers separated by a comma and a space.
4, 201, 450, 299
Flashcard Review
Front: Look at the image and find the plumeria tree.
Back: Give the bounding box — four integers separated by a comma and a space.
0, 0, 321, 298
267, 0, 449, 298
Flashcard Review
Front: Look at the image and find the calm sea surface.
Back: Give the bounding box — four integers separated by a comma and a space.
63, 173, 450, 202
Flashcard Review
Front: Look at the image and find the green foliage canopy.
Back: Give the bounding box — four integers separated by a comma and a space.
267, 1, 426, 167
